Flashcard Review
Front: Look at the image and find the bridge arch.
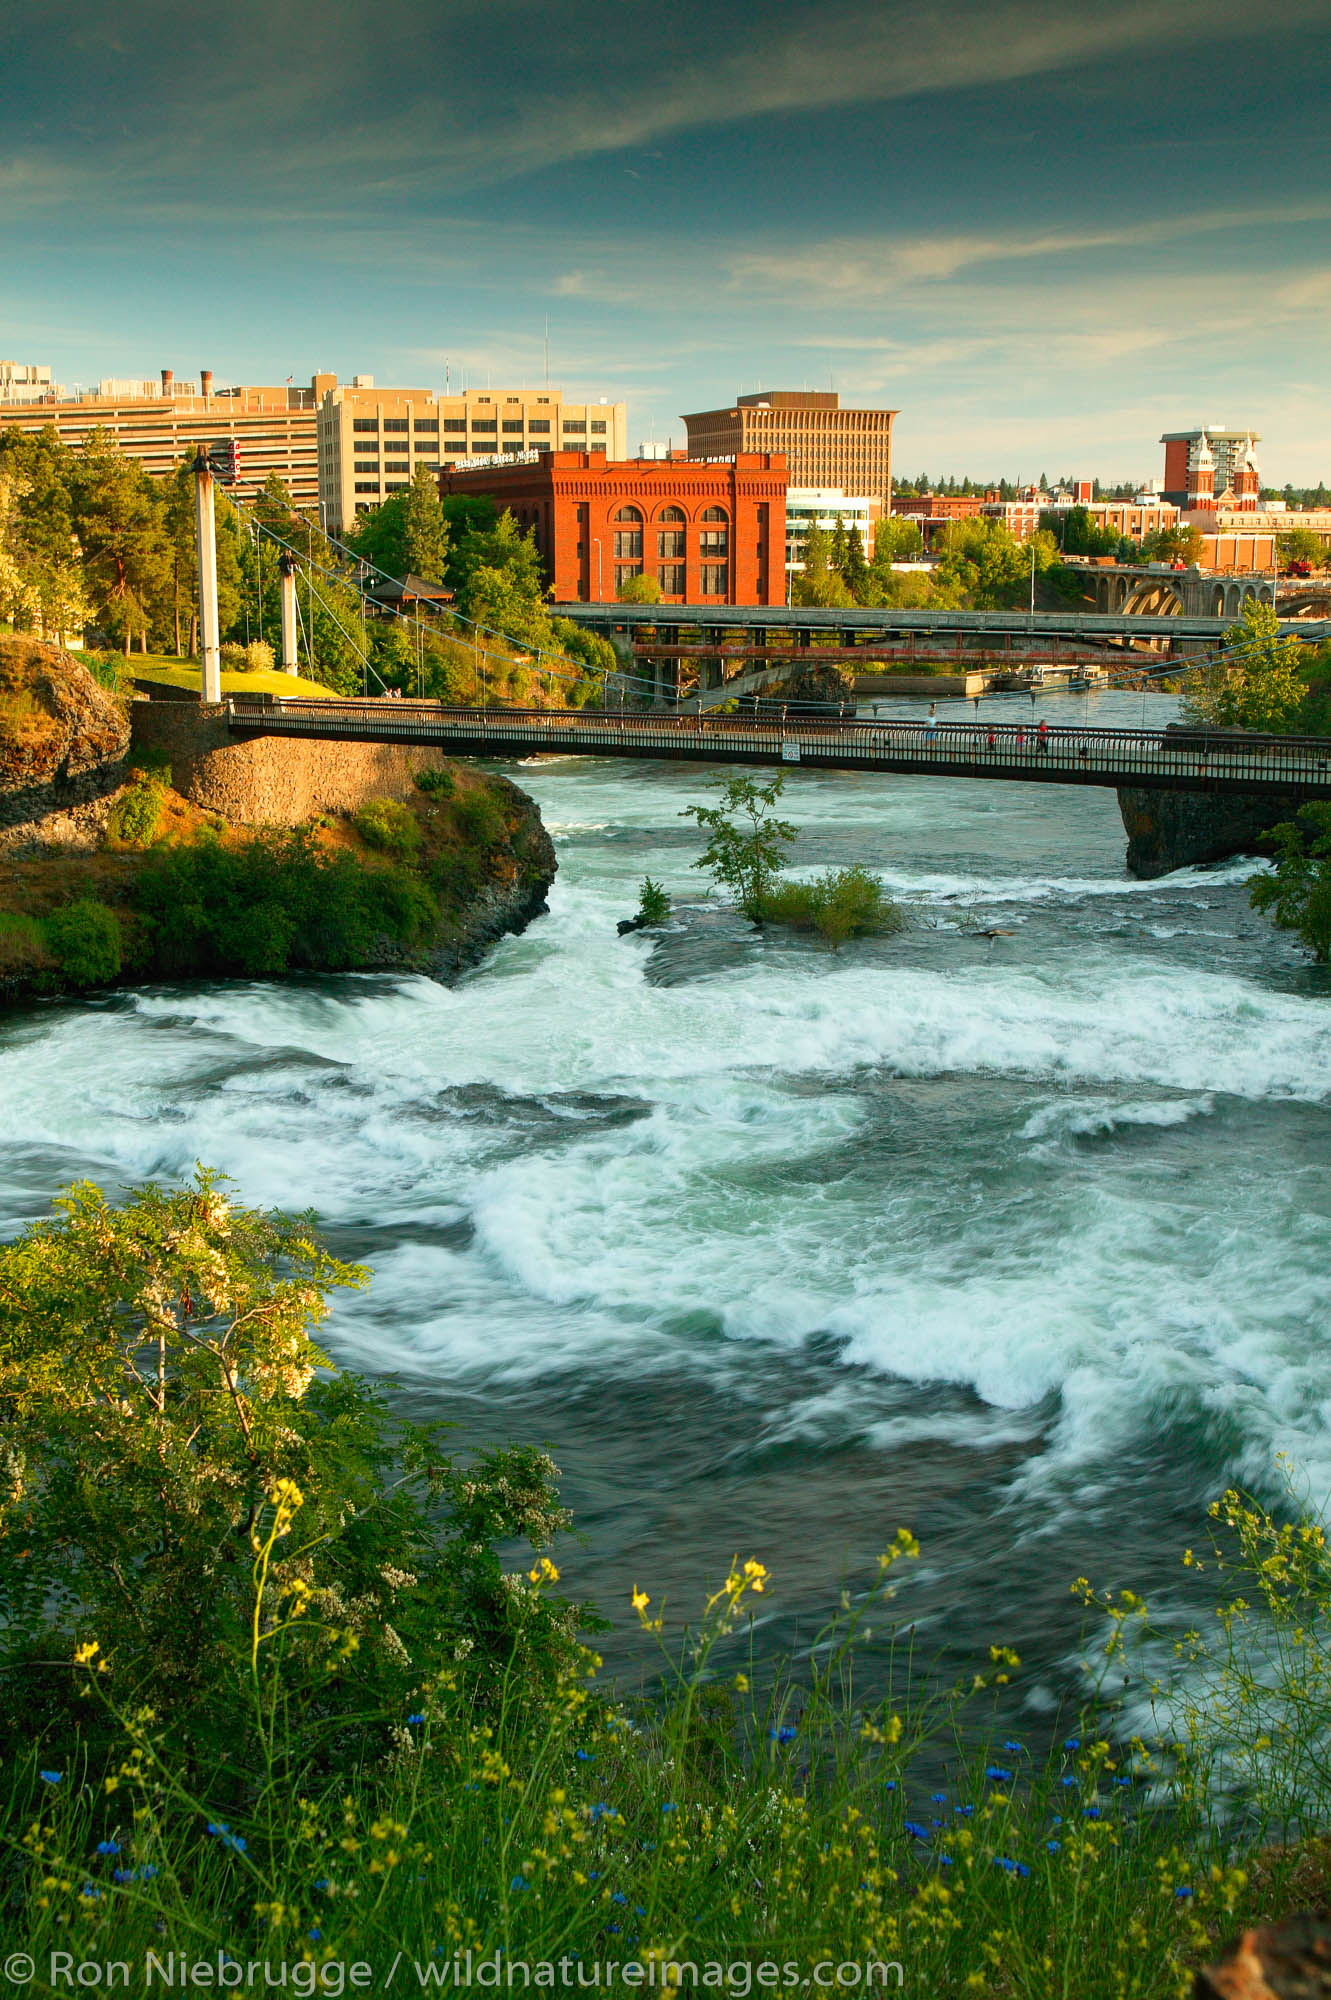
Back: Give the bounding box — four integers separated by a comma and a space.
1121, 578, 1183, 617
1224, 583, 1241, 617
1210, 584, 1226, 616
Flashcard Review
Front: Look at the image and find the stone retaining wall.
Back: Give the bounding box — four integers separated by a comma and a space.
129, 702, 453, 825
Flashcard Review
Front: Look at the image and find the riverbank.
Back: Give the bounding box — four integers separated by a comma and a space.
0, 638, 556, 1002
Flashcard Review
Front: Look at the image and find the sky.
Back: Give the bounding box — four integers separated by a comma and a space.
4, 0, 1331, 482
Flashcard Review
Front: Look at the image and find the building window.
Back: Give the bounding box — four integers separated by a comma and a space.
613, 506, 643, 523
614, 563, 641, 589
502, 420, 525, 434
591, 420, 607, 434
472, 421, 497, 434
576, 541, 585, 558
385, 480, 409, 491
658, 530, 684, 559
443, 419, 467, 433
383, 418, 409, 432
700, 529, 728, 557
355, 481, 381, 493
414, 418, 439, 433
419, 459, 439, 470
658, 505, 685, 522
529, 419, 550, 434
563, 421, 586, 434
700, 564, 727, 595
613, 531, 642, 558
502, 442, 527, 453
700, 506, 728, 522
658, 564, 684, 594
352, 418, 378, 432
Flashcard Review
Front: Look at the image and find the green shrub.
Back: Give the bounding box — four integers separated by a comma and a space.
1250, 801, 1331, 959
219, 641, 247, 671
454, 787, 506, 847
637, 875, 671, 924
352, 796, 422, 860
0, 909, 52, 977
108, 770, 166, 846
413, 764, 456, 798
431, 846, 483, 905
243, 638, 275, 673
131, 828, 438, 978
44, 899, 122, 986
760, 865, 906, 950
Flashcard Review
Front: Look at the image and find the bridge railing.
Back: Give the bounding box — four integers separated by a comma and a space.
222, 698, 1331, 794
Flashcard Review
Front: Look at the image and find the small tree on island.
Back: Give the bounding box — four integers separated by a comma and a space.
682, 773, 798, 919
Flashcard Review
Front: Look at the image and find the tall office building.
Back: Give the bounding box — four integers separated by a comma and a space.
318, 381, 628, 534
682, 392, 895, 506
0, 368, 329, 509
1161, 428, 1262, 511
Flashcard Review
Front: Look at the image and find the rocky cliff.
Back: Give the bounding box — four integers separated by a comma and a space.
0, 638, 129, 831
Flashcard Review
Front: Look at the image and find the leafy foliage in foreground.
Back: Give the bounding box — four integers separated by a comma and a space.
0, 1173, 1327, 1995
1250, 801, 1331, 961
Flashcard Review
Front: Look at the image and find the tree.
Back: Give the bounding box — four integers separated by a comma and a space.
1278, 528, 1328, 573
681, 773, 798, 919
67, 432, 171, 654
0, 1169, 585, 1773
842, 524, 868, 599
402, 465, 451, 583
872, 517, 925, 563
616, 571, 662, 604
0, 425, 88, 642
792, 521, 852, 607
1059, 506, 1121, 559
830, 517, 848, 578
1141, 524, 1204, 566
1182, 600, 1308, 732
1250, 803, 1331, 959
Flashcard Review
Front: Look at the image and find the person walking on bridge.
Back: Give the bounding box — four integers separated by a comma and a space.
925, 702, 938, 744
1036, 718, 1050, 756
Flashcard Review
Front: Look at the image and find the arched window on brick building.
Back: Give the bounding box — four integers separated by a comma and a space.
612, 505, 643, 560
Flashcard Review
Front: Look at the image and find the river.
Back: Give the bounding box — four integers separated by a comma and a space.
2, 689, 1328, 1714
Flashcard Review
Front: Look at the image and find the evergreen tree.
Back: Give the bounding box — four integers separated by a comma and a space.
68, 431, 170, 654
830, 516, 849, 578
401, 466, 450, 584
843, 523, 868, 599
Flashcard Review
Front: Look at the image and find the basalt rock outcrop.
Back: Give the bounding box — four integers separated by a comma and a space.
0, 637, 129, 832
1118, 785, 1306, 879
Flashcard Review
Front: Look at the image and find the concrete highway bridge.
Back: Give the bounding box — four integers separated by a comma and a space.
1072, 563, 1276, 619
225, 696, 1331, 800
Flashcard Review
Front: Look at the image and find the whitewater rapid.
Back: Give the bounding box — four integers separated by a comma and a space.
1, 691, 1327, 1691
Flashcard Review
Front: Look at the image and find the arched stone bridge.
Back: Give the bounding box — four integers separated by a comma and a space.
1079, 563, 1275, 620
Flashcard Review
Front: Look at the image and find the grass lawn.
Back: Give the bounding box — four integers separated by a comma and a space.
127, 655, 344, 700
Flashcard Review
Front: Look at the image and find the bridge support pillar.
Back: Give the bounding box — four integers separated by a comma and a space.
279, 555, 299, 673
1119, 784, 1307, 878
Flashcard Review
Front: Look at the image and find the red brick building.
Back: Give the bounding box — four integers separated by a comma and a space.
437, 450, 788, 605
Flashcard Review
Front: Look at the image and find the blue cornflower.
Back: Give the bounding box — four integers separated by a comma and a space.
1002, 1740, 1025, 1754
1083, 1806, 1101, 1820
611, 1892, 628, 1906
206, 1821, 247, 1854
80, 1884, 100, 1901
985, 1766, 1013, 1783
510, 1877, 529, 1892
607, 1926, 620, 1936
661, 1802, 677, 1814
1175, 1886, 1193, 1901
590, 1804, 618, 1823
903, 1821, 930, 1840
1063, 1737, 1081, 1751
1060, 1776, 1078, 1788
575, 1749, 594, 1762
954, 1804, 975, 1817
314, 1879, 329, 1893
39, 1771, 62, 1785
767, 1725, 798, 1744
1113, 1776, 1131, 1787
991, 1857, 1030, 1877
1046, 1840, 1061, 1854
930, 1793, 947, 1803
884, 1780, 897, 1792
407, 1713, 426, 1726
308, 1930, 322, 1943
96, 1840, 120, 1856
939, 1855, 953, 1867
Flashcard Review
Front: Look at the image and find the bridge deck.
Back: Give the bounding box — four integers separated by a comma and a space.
225, 698, 1331, 798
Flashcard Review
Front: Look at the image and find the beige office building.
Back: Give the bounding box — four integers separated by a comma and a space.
0, 367, 328, 509
682, 391, 896, 507
318, 381, 629, 534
